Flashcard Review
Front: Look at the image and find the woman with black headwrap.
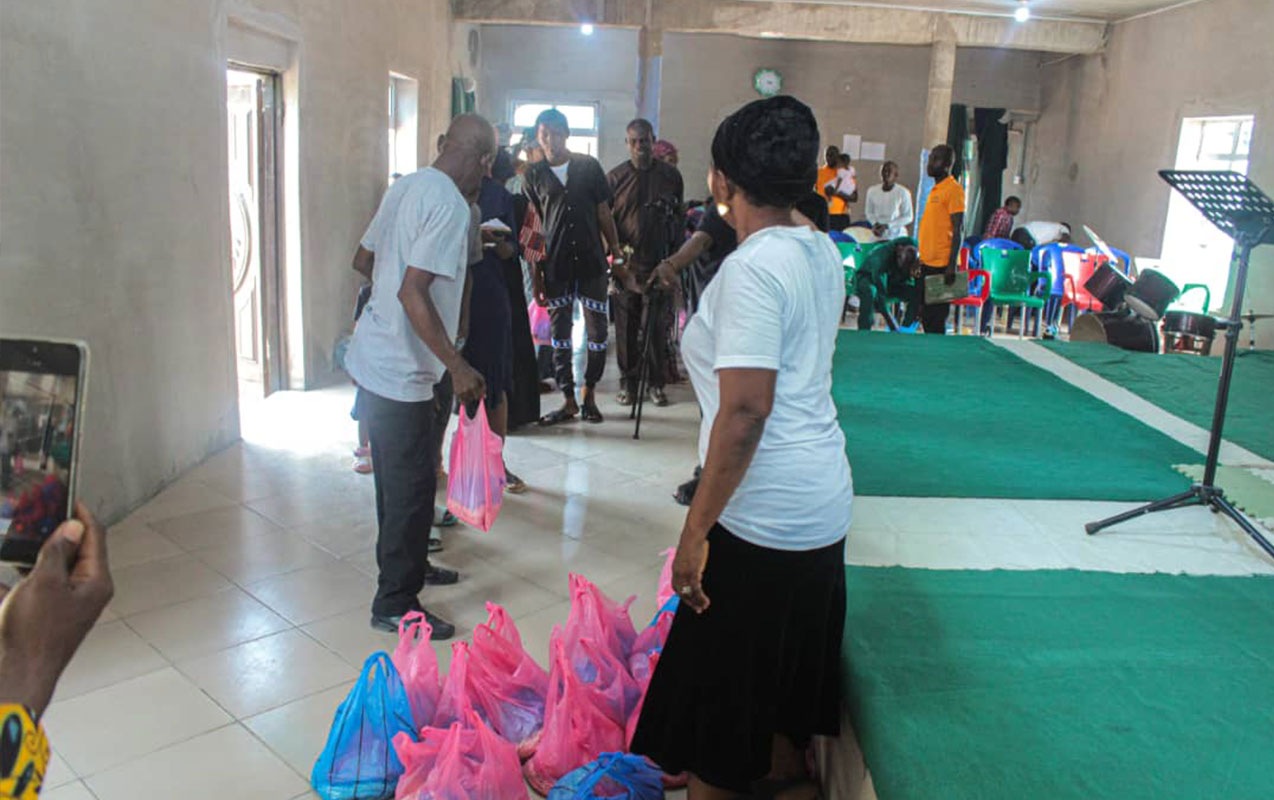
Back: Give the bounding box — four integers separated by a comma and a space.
631, 96, 853, 799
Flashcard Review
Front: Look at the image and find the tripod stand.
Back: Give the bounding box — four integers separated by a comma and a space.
1086, 171, 1274, 559
629, 286, 666, 440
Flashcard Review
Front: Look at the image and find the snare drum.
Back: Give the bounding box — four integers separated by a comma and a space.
1126, 269, 1180, 321
1072, 310, 1160, 353
1083, 264, 1133, 310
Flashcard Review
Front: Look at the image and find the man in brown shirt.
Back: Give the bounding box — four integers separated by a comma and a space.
607, 118, 684, 407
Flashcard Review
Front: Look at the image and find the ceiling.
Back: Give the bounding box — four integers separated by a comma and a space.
752, 0, 1199, 22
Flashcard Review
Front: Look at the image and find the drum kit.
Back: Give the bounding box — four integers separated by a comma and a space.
1070, 226, 1264, 356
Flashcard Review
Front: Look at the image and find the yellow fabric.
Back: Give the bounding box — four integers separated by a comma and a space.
918, 176, 966, 267
817, 166, 847, 214
0, 705, 48, 799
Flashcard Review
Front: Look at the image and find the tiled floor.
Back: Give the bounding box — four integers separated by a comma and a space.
34, 342, 1274, 799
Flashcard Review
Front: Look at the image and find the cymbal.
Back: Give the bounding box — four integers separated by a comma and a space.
1242, 311, 1274, 320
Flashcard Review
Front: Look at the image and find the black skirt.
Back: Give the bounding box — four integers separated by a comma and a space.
631, 524, 847, 792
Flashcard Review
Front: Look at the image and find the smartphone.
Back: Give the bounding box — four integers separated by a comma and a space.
0, 338, 89, 566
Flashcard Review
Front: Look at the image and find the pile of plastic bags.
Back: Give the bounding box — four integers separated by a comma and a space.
312, 555, 681, 800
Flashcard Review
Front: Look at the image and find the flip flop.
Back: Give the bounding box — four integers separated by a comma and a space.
581, 404, 604, 424
538, 408, 578, 427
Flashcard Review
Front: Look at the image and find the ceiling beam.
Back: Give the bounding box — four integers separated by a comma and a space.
453, 0, 1109, 54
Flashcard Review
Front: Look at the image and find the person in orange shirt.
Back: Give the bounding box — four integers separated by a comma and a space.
817, 145, 854, 230
915, 144, 965, 334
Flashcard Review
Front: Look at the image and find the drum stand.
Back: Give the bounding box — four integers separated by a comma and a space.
1087, 171, 1274, 560
630, 287, 665, 441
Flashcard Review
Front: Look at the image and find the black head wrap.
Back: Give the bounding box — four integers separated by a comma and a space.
710, 96, 820, 209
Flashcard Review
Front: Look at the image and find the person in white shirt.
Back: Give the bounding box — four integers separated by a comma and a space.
345, 114, 496, 639
630, 95, 852, 800
864, 160, 915, 240
1015, 220, 1072, 248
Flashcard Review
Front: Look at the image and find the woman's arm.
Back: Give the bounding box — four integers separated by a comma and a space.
673, 367, 776, 613
649, 230, 713, 290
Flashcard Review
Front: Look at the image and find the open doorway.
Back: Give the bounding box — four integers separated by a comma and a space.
1159, 115, 1254, 311
226, 66, 284, 400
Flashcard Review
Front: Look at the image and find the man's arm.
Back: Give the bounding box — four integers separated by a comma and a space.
598, 201, 621, 259
895, 190, 915, 229
649, 230, 712, 290
946, 211, 965, 281
352, 246, 374, 281
398, 267, 485, 403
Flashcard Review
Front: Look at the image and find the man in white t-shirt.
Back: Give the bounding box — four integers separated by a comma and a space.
864, 161, 914, 240
345, 114, 496, 638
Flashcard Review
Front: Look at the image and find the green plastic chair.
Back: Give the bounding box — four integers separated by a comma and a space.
984, 249, 1051, 339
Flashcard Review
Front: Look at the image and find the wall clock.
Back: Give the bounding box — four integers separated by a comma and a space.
753, 68, 783, 98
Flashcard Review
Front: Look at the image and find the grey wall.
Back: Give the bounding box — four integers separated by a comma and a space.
0, 0, 454, 522
660, 34, 1047, 207
1028, 0, 1274, 344
478, 25, 639, 172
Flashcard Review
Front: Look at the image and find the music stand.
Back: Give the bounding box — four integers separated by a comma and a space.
1086, 171, 1274, 559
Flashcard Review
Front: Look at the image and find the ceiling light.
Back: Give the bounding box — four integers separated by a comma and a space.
580, 23, 595, 35
1014, 2, 1031, 22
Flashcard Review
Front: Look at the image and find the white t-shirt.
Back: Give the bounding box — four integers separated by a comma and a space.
549, 161, 570, 185
345, 167, 470, 403
864, 183, 915, 240
681, 225, 853, 551
825, 166, 856, 197
1021, 220, 1070, 245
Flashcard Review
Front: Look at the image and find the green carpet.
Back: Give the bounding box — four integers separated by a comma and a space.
843, 566, 1274, 800
1040, 342, 1274, 461
1175, 464, 1274, 522
832, 333, 1195, 499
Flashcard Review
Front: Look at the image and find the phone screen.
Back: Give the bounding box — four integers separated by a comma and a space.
0, 340, 85, 565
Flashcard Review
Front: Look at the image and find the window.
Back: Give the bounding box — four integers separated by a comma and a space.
1158, 115, 1255, 311
508, 100, 600, 157
388, 74, 419, 182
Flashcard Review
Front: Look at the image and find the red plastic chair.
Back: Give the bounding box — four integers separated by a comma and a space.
951, 269, 991, 335
1062, 253, 1113, 330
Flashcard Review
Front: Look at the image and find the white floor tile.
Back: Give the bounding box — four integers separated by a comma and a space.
86, 724, 305, 800
44, 750, 76, 790
301, 608, 401, 668
108, 554, 231, 617
103, 518, 184, 569
125, 586, 292, 662
132, 479, 238, 525
44, 668, 231, 776
149, 505, 283, 552
176, 629, 356, 718
52, 620, 167, 703
244, 681, 356, 778
195, 528, 336, 584
40, 782, 95, 800
244, 562, 375, 625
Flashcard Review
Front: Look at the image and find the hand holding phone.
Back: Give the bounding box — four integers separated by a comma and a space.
0, 339, 88, 568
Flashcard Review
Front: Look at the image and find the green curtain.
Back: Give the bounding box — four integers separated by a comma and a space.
946, 103, 969, 180
450, 78, 475, 118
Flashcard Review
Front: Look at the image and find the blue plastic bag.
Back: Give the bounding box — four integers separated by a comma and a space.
548, 752, 664, 799
312, 652, 417, 800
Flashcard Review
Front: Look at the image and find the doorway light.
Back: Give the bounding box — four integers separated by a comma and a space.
1014, 2, 1032, 22
580, 23, 595, 35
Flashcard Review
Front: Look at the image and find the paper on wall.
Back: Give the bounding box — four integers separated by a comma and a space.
841, 134, 862, 160
860, 141, 887, 161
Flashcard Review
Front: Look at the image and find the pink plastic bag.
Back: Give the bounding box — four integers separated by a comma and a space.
446, 400, 506, 532
392, 611, 442, 731
564, 574, 637, 663
483, 602, 523, 650
656, 547, 676, 611
528, 301, 551, 347
628, 609, 674, 674
523, 639, 626, 795
468, 617, 550, 750
565, 635, 641, 727
434, 641, 478, 729
396, 711, 528, 800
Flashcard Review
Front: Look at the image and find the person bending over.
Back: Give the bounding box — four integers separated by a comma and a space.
915, 144, 966, 334
522, 108, 622, 426
632, 95, 853, 800
854, 236, 921, 331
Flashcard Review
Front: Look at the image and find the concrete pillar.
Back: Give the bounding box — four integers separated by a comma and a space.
636, 25, 663, 130
922, 37, 957, 148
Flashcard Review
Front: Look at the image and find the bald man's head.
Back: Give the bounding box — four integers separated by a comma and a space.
435, 113, 498, 201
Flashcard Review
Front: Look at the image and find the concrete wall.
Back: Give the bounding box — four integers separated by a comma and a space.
661, 33, 1047, 206
0, 0, 454, 522
1028, 0, 1274, 344
478, 25, 639, 172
